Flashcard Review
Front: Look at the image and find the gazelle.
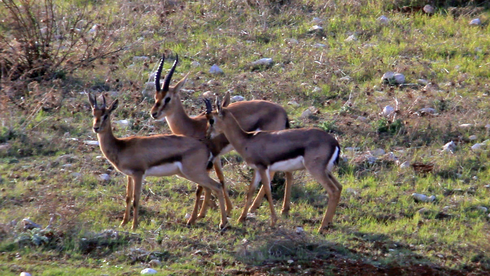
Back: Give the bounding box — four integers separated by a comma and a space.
149, 54, 294, 219
88, 93, 228, 230
204, 93, 342, 233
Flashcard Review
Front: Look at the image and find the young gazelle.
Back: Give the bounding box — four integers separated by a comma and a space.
204, 93, 342, 233
149, 54, 294, 219
88, 93, 228, 230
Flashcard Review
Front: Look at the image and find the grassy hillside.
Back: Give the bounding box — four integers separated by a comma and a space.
1, 0, 490, 275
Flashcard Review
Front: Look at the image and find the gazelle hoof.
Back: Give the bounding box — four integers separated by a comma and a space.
318, 223, 333, 234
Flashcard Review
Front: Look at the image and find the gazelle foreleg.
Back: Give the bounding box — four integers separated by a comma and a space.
248, 171, 293, 216
130, 172, 144, 230
121, 175, 134, 227
258, 168, 278, 227
238, 170, 262, 224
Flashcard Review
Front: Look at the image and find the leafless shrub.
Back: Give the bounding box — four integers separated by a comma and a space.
0, 0, 125, 85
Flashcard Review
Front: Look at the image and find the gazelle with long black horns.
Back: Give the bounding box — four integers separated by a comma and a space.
150, 54, 294, 220
88, 93, 228, 230
205, 93, 342, 233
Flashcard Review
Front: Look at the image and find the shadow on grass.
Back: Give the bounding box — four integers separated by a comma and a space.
233, 228, 485, 275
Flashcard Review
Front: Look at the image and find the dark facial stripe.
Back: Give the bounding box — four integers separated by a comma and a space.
257, 147, 305, 168
149, 155, 182, 167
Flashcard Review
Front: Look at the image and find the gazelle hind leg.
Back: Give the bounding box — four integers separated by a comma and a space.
238, 170, 262, 223
188, 185, 205, 225
121, 176, 134, 227
196, 187, 212, 219
281, 172, 294, 216
186, 174, 229, 229
308, 169, 342, 233
213, 159, 233, 215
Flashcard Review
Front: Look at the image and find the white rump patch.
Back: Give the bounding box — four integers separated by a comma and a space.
270, 156, 305, 172
326, 146, 340, 172
145, 162, 182, 177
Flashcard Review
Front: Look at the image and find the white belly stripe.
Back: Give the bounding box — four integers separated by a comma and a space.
269, 156, 305, 172
145, 162, 182, 177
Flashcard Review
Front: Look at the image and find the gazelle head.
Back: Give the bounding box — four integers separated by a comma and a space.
204, 92, 231, 138
88, 93, 118, 134
150, 54, 188, 120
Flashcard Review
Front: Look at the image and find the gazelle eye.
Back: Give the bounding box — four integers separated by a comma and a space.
164, 97, 171, 104
209, 118, 215, 125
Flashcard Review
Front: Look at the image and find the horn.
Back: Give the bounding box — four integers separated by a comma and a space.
102, 94, 106, 109
204, 98, 213, 114
89, 93, 98, 108
215, 96, 222, 113
163, 54, 178, 92
155, 54, 165, 92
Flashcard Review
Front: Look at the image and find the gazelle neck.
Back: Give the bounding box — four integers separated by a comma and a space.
96, 119, 120, 162
165, 96, 198, 135
220, 111, 250, 153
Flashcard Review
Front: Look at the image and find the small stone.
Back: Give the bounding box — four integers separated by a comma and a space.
381, 71, 404, 85
399, 161, 410, 169
471, 143, 485, 151
442, 141, 456, 153
184, 213, 191, 220
202, 91, 213, 98
313, 43, 327, 48
377, 15, 390, 24
412, 193, 436, 203
99, 174, 111, 181
312, 17, 323, 24
345, 34, 357, 42
423, 5, 434, 15
149, 259, 162, 267
370, 148, 385, 157
133, 56, 150, 62
142, 82, 156, 98
295, 227, 304, 234
469, 135, 477, 141
357, 116, 367, 122
459, 124, 473, 128
381, 105, 395, 116
20, 273, 32, 276
469, 18, 481, 26
22, 218, 41, 230
476, 206, 488, 213
417, 79, 429, 85
419, 107, 436, 115
209, 64, 224, 74
250, 58, 273, 69
288, 101, 299, 107
141, 268, 157, 275
231, 95, 245, 102
191, 61, 201, 67
301, 109, 313, 119
345, 188, 357, 195
285, 38, 299, 45
114, 120, 129, 127
309, 25, 323, 31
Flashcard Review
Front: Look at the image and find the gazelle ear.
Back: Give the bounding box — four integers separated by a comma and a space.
88, 93, 97, 108
173, 73, 189, 94
108, 99, 119, 113
222, 91, 231, 108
